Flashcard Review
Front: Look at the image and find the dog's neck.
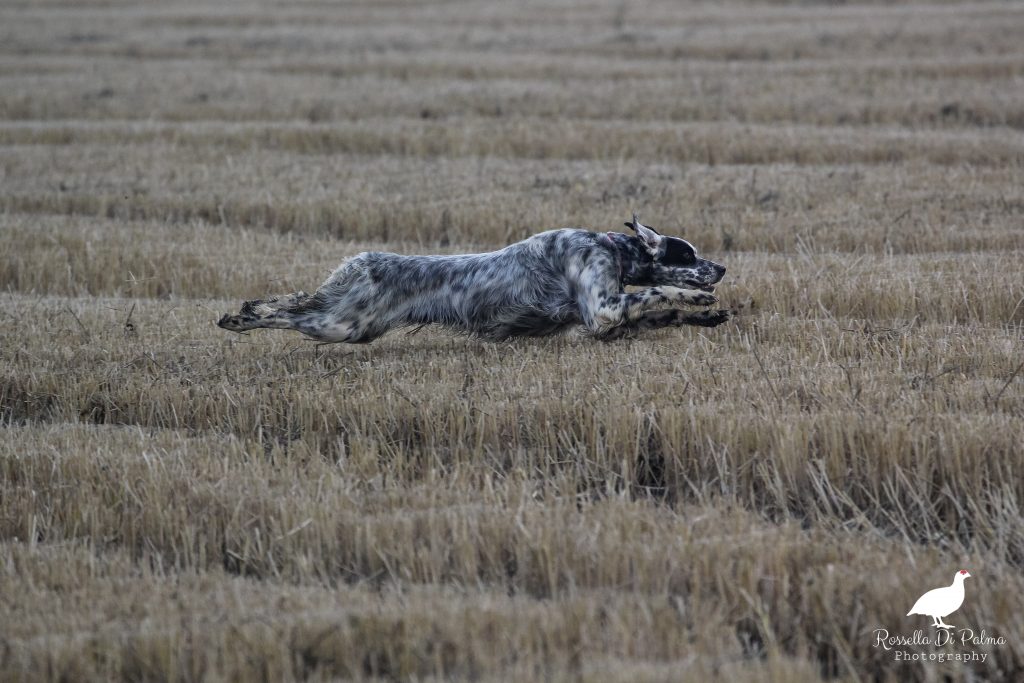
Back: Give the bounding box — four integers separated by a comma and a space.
605, 232, 652, 285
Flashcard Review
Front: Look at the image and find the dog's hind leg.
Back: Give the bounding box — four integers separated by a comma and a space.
218, 292, 384, 343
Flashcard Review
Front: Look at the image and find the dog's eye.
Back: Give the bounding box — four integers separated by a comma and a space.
662, 239, 697, 266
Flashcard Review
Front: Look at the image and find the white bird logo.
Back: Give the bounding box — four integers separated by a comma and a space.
907, 569, 972, 629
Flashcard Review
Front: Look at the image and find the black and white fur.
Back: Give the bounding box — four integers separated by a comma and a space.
217, 214, 730, 343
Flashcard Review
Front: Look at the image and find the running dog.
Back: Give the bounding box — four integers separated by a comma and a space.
217, 214, 731, 343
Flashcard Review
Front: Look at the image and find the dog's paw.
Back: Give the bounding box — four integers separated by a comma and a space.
217, 314, 252, 333
689, 291, 718, 307
688, 309, 733, 327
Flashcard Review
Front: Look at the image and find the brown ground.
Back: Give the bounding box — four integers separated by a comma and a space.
1, 1, 1023, 681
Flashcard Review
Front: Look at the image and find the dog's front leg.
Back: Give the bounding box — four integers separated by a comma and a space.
598, 309, 733, 340
640, 286, 719, 310
582, 286, 715, 335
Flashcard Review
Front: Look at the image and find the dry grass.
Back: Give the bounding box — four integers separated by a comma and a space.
2, 1, 1024, 681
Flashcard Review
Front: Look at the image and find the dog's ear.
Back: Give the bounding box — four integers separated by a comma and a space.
625, 213, 662, 256
624, 213, 661, 235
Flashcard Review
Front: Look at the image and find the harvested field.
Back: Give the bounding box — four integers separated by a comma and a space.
1, 1, 1023, 681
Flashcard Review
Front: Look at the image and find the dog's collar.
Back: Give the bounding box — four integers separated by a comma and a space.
604, 231, 624, 282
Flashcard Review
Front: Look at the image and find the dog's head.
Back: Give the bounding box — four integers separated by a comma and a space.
621, 214, 726, 291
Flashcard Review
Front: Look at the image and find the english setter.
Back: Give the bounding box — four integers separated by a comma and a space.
217, 215, 731, 342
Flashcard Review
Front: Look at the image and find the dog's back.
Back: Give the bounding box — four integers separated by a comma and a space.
306, 229, 600, 340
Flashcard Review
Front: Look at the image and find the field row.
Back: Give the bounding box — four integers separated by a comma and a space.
3, 142, 1023, 252
3, 214, 1023, 324
5, 118, 1024, 166
9, 49, 1024, 81
3, 58, 1024, 129
3, 0, 1021, 65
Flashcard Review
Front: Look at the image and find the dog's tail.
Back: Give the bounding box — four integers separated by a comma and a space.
217, 291, 314, 333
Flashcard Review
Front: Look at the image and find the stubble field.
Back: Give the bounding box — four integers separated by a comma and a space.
2, 1, 1023, 681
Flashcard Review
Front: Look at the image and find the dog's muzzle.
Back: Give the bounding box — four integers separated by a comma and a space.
697, 264, 727, 292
